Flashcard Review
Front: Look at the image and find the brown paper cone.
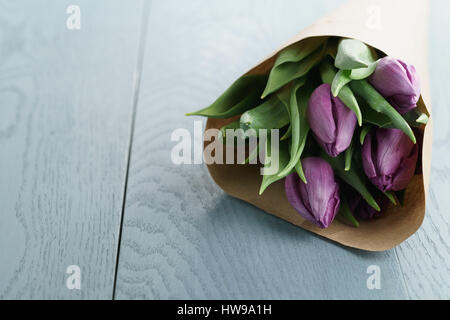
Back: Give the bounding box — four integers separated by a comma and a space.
204, 0, 432, 251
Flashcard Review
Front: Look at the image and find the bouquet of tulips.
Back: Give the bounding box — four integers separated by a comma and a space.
187, 37, 428, 230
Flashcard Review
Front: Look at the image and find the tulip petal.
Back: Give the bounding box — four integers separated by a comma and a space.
322, 188, 340, 228
375, 129, 412, 177
398, 60, 421, 97
319, 58, 362, 125
303, 158, 340, 228
361, 132, 377, 178
370, 57, 416, 97
308, 84, 336, 145
285, 173, 316, 224
308, 84, 357, 157
388, 96, 417, 114
333, 95, 357, 155
369, 57, 421, 114
391, 144, 419, 191
362, 128, 418, 192
285, 158, 340, 228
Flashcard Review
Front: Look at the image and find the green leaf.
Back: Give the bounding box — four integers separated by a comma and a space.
295, 161, 306, 184
262, 39, 326, 98
359, 124, 373, 145
384, 191, 397, 206
344, 140, 354, 172
338, 197, 360, 228
242, 144, 259, 165
277, 78, 314, 182
403, 109, 429, 127
361, 100, 428, 132
240, 95, 289, 133
350, 60, 378, 80
259, 139, 291, 195
335, 88, 363, 126
335, 39, 376, 70
186, 74, 267, 118
319, 57, 337, 84
360, 99, 392, 127
280, 125, 292, 141
322, 152, 380, 212
276, 86, 295, 141
273, 37, 326, 68
351, 80, 416, 143
416, 113, 429, 125
319, 58, 362, 126
276, 83, 293, 107
219, 119, 241, 139
331, 70, 352, 97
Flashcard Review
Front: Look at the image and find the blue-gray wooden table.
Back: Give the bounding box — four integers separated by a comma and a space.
0, 0, 448, 300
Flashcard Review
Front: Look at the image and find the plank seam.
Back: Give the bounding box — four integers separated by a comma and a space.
111, 0, 151, 300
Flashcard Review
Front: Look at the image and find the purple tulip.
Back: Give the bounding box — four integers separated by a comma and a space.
308, 84, 357, 157
285, 157, 340, 229
362, 128, 418, 192
369, 57, 421, 114
349, 194, 386, 220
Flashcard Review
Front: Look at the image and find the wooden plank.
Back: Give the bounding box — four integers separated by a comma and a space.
115, 0, 409, 299
0, 0, 143, 299
393, 0, 450, 300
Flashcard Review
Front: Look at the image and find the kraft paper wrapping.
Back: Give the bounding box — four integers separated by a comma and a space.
204, 0, 432, 251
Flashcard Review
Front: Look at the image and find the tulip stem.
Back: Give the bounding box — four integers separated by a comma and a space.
350, 80, 416, 144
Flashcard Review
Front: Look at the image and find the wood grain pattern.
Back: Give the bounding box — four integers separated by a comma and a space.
114, 0, 410, 299
0, 0, 143, 299
393, 0, 450, 300
1, 0, 448, 300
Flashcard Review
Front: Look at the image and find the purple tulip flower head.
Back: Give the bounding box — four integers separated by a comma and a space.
349, 193, 386, 220
362, 128, 418, 192
308, 84, 357, 157
369, 57, 421, 114
285, 157, 340, 229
